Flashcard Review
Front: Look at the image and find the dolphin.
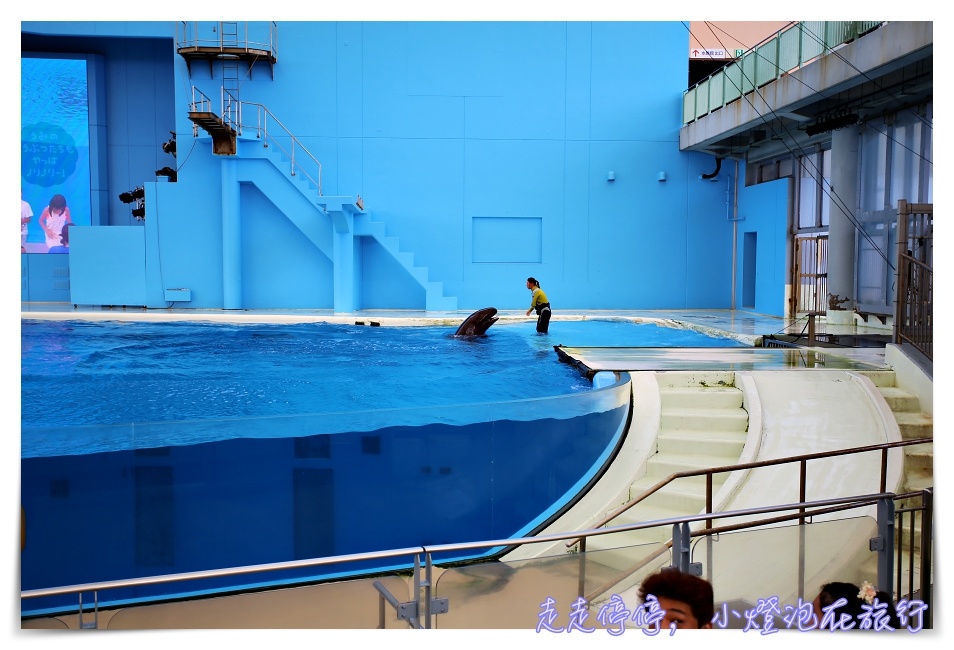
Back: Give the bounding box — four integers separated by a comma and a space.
454, 307, 499, 336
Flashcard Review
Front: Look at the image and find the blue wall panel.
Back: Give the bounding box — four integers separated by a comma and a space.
21, 20, 785, 314
69, 226, 146, 306
472, 217, 542, 263
146, 156, 226, 309
361, 238, 425, 309
736, 170, 789, 316
240, 185, 334, 309
362, 137, 465, 299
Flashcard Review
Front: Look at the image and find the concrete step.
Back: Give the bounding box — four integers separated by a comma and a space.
659, 387, 743, 409
895, 411, 933, 440
655, 371, 736, 389
631, 472, 728, 495
857, 548, 928, 601
645, 452, 741, 479
628, 480, 708, 512
656, 429, 746, 457
855, 369, 897, 388
901, 467, 934, 493
878, 387, 922, 412
659, 407, 748, 432
895, 510, 929, 552
903, 444, 934, 472
589, 503, 690, 549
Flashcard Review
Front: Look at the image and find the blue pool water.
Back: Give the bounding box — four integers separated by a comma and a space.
21, 318, 744, 433
20, 318, 744, 616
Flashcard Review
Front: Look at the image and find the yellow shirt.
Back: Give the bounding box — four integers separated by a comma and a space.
529, 287, 549, 311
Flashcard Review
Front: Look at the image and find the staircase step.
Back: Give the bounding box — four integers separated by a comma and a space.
901, 467, 934, 493
659, 387, 743, 409
903, 445, 934, 472
408, 266, 428, 284
627, 482, 707, 512
656, 430, 746, 457
878, 387, 921, 412
895, 511, 928, 552
631, 472, 728, 495
857, 548, 927, 601
659, 408, 748, 432
645, 452, 740, 479
613, 502, 695, 528
655, 371, 736, 389
425, 287, 456, 312
855, 370, 897, 388
894, 412, 933, 440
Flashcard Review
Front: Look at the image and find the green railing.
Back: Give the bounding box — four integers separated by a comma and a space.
683, 21, 884, 125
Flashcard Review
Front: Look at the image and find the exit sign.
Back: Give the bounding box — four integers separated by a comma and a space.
735, 49, 745, 57
690, 48, 727, 59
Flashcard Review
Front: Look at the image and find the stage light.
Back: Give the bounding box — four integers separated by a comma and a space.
156, 166, 178, 182
119, 187, 145, 203
131, 205, 145, 220
162, 131, 176, 157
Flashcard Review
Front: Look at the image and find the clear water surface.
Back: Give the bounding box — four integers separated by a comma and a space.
21, 318, 745, 429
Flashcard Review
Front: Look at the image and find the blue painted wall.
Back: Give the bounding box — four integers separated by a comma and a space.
21, 21, 788, 315
736, 173, 789, 317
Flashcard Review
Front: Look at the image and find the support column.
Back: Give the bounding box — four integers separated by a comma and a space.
221, 157, 243, 310
827, 127, 860, 324
329, 201, 358, 313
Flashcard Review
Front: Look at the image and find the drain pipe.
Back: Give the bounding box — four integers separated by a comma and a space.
730, 160, 740, 309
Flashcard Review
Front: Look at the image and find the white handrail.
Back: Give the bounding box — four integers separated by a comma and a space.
189, 86, 323, 196
233, 96, 323, 196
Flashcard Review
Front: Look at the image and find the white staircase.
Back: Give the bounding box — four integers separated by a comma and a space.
196, 100, 458, 312
582, 371, 748, 571
855, 370, 933, 599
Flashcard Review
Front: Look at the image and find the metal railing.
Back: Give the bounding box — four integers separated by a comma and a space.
895, 200, 933, 360
566, 437, 931, 609
189, 85, 213, 116
794, 234, 828, 315
175, 21, 278, 60
233, 95, 324, 196
569, 437, 924, 540
188, 86, 323, 196
22, 438, 932, 630
22, 490, 928, 630
683, 21, 884, 125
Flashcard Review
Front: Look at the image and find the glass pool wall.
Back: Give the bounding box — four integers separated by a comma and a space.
21, 375, 631, 616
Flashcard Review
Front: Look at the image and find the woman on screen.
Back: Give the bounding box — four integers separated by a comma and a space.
39, 194, 73, 251
48, 223, 70, 254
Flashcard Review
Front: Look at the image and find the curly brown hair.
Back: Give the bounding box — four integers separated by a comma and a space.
638, 569, 714, 628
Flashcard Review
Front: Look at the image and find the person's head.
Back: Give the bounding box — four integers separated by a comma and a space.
872, 589, 901, 629
812, 582, 864, 624
526, 277, 539, 290
59, 223, 71, 246
49, 194, 67, 214
638, 568, 714, 630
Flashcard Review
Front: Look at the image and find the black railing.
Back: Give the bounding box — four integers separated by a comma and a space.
895, 201, 933, 360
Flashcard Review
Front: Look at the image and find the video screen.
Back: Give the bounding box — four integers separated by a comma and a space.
21, 55, 92, 254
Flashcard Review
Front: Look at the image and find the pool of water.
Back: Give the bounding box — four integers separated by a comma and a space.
20, 318, 745, 431
20, 317, 743, 615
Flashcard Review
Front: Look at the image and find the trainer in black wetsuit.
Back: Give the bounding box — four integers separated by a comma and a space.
525, 277, 551, 333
